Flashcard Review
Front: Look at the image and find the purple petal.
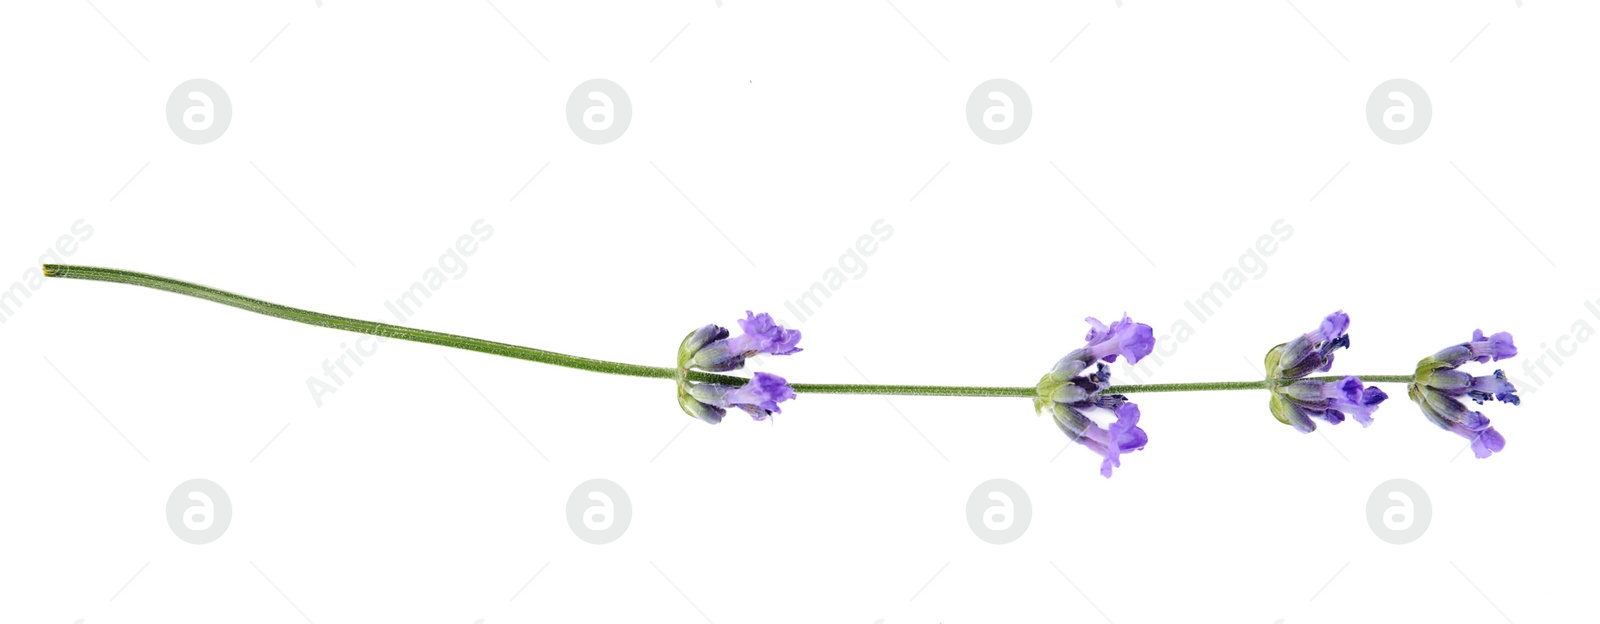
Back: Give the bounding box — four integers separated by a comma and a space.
1109, 402, 1147, 451
1096, 402, 1148, 478
1311, 311, 1351, 344
1098, 453, 1121, 478
1474, 426, 1507, 457
1329, 380, 1387, 428
725, 372, 796, 414
1468, 329, 1517, 363
1083, 314, 1156, 365
1333, 376, 1363, 402
1061, 402, 1147, 478
1348, 386, 1388, 427
1083, 316, 1113, 344
1456, 425, 1506, 459
727, 311, 803, 356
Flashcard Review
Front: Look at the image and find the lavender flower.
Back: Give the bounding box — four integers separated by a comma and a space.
1050, 393, 1148, 478
1266, 311, 1351, 380
676, 311, 802, 424
1045, 314, 1156, 383
1037, 315, 1155, 478
1085, 314, 1157, 364
1276, 375, 1389, 430
1264, 311, 1388, 432
684, 372, 797, 423
1407, 330, 1520, 458
680, 311, 802, 373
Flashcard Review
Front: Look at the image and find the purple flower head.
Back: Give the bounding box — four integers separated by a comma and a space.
675, 313, 804, 424
1407, 330, 1519, 458
1278, 375, 1389, 430
1263, 312, 1381, 433
686, 372, 797, 422
1084, 314, 1156, 365
1268, 311, 1352, 380
681, 311, 802, 373
1041, 359, 1147, 478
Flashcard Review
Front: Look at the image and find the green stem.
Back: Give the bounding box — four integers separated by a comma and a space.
41, 264, 1415, 398
788, 383, 1036, 397
1304, 374, 1414, 384
44, 264, 739, 387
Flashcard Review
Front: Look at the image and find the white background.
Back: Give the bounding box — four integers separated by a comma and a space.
2, 1, 1597, 623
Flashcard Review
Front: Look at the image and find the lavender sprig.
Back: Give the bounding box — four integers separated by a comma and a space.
42, 264, 1521, 479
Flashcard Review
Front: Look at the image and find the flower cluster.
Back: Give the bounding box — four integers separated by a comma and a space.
669, 308, 1520, 468
1264, 311, 1389, 432
1407, 330, 1519, 458
676, 311, 801, 424
1035, 315, 1155, 478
